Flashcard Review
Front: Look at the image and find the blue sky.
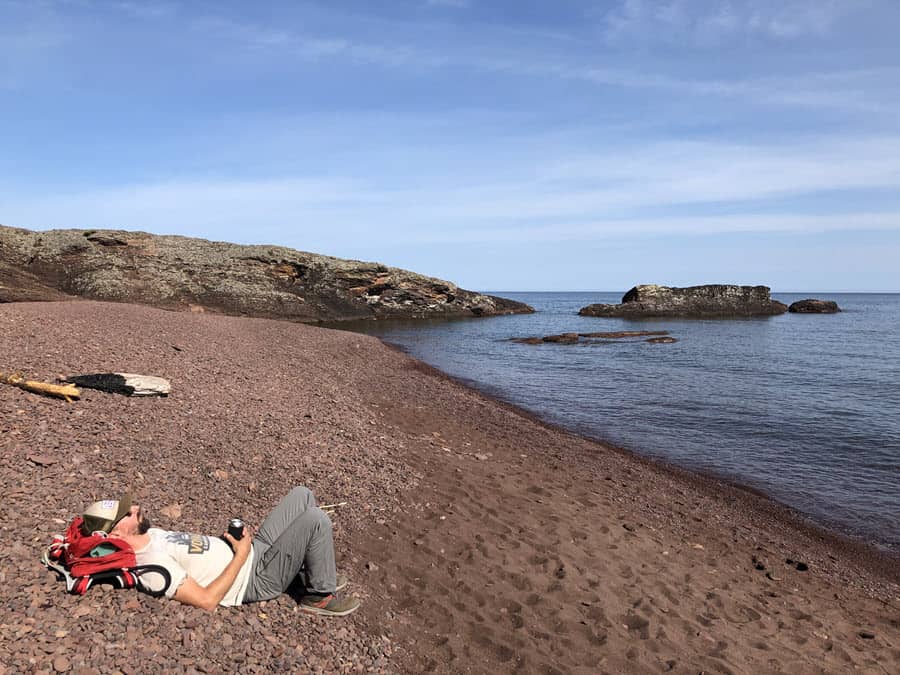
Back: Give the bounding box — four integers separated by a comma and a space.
2, 0, 899, 291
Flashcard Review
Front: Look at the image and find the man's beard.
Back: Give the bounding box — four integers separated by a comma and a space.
137, 513, 152, 534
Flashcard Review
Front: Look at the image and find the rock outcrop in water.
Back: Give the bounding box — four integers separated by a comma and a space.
788, 299, 840, 313
578, 284, 787, 318
0, 225, 533, 321
510, 330, 676, 345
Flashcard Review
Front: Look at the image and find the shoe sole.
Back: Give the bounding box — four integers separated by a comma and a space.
300, 603, 360, 617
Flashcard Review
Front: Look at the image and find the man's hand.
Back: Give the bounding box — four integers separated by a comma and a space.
223, 526, 254, 562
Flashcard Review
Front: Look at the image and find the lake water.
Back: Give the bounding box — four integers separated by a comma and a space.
337, 292, 900, 552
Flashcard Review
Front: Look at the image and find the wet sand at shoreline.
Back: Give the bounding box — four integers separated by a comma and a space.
1, 301, 897, 674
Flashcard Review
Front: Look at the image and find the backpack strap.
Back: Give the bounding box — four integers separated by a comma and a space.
131, 564, 172, 598
42, 547, 79, 594
42, 547, 172, 598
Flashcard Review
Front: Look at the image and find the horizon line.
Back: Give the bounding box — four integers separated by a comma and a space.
484, 289, 900, 295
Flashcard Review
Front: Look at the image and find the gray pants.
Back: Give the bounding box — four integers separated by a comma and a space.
242, 486, 337, 603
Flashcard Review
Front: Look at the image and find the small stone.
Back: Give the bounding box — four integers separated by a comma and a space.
160, 504, 182, 520
858, 631, 875, 639
366, 562, 379, 572
53, 656, 70, 672
473, 453, 489, 461
27, 455, 58, 467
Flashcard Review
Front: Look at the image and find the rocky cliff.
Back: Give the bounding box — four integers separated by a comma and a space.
579, 284, 787, 318
0, 225, 533, 321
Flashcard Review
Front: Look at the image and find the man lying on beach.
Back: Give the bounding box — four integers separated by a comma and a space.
80, 486, 359, 616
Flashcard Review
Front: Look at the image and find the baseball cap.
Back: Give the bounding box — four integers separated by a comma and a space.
81, 494, 133, 534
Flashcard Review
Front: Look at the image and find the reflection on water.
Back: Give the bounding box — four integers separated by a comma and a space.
331, 293, 900, 552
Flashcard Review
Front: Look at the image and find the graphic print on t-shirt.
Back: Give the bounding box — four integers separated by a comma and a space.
165, 532, 210, 555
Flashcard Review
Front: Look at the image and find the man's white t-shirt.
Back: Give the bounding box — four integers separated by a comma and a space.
135, 528, 255, 606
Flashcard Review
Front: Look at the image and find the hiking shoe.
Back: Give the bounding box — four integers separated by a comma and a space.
300, 593, 360, 617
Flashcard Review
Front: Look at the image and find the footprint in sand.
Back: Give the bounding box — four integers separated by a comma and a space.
624, 613, 651, 639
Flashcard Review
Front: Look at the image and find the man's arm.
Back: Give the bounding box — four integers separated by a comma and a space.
173, 532, 253, 612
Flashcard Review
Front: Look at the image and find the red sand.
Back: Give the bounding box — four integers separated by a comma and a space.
1, 301, 897, 674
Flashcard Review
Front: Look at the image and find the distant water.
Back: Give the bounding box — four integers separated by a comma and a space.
337, 293, 900, 552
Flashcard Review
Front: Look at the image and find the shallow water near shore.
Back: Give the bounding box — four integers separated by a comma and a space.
335, 292, 900, 552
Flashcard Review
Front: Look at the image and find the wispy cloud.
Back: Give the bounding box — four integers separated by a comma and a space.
601, 0, 865, 45
10, 1, 884, 115
175, 6, 896, 114
425, 0, 470, 8
190, 15, 445, 68
415, 212, 900, 243
109, 1, 176, 20
6, 133, 899, 249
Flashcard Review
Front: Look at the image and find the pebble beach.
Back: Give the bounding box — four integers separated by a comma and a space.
1, 301, 897, 674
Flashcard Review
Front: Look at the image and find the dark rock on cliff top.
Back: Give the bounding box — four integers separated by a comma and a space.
0, 225, 533, 321
788, 299, 840, 314
579, 284, 787, 318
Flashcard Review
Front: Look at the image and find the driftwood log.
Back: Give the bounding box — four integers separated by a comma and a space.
0, 372, 81, 402
62, 373, 171, 396
320, 502, 348, 512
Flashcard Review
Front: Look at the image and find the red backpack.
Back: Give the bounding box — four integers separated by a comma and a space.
43, 516, 170, 596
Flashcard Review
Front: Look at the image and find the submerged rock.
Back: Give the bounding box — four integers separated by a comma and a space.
578, 330, 670, 339
541, 333, 580, 344
510, 330, 675, 345
509, 337, 545, 345
0, 225, 533, 321
788, 299, 840, 313
579, 284, 787, 318
646, 336, 678, 344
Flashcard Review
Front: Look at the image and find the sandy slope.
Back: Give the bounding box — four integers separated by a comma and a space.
1, 301, 897, 674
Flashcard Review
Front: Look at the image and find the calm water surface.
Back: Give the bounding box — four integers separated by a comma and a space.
338, 293, 900, 552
